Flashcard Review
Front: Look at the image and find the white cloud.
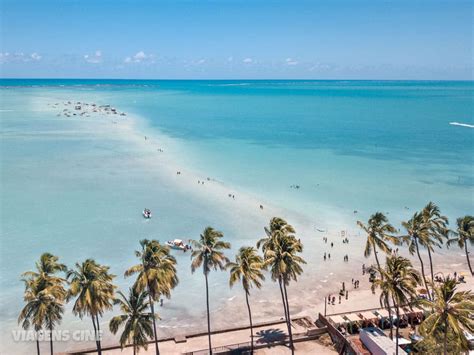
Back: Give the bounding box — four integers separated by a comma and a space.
227, 56, 234, 62
286, 58, 298, 66
84, 50, 102, 64
243, 57, 253, 64
0, 52, 42, 63
124, 51, 155, 64
197, 58, 206, 65
30, 53, 42, 61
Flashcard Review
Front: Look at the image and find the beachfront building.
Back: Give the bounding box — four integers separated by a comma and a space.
359, 328, 407, 355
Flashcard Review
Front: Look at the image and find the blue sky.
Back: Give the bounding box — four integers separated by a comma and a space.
0, 0, 472, 79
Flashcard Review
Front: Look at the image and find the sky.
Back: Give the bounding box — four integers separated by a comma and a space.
0, 0, 472, 79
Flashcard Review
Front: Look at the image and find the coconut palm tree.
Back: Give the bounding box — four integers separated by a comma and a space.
258, 217, 305, 354
371, 255, 421, 353
401, 212, 431, 299
257, 217, 295, 327
448, 216, 474, 276
22, 253, 67, 290
190, 227, 231, 354
357, 212, 398, 275
228, 246, 265, 354
357, 213, 399, 338
67, 259, 116, 355
109, 288, 154, 355
44, 291, 66, 355
420, 202, 449, 286
19, 253, 67, 355
18, 279, 44, 355
125, 239, 178, 355
19, 277, 64, 355
419, 276, 474, 355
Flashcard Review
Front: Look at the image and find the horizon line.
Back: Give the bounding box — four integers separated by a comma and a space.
1, 77, 473, 82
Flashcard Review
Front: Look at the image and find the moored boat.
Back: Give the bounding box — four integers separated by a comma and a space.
166, 239, 190, 251
143, 208, 152, 218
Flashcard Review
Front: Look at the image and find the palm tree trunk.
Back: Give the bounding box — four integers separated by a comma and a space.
392, 296, 400, 355
373, 243, 383, 275
278, 278, 288, 323
49, 325, 53, 355
245, 291, 254, 354
414, 237, 431, 300
464, 242, 473, 276
373, 243, 393, 339
148, 293, 160, 355
443, 318, 448, 355
91, 315, 100, 354
427, 248, 435, 294
36, 339, 40, 355
386, 297, 393, 340
95, 315, 102, 355
133, 342, 136, 355
204, 270, 213, 354
278, 277, 291, 351
283, 282, 294, 354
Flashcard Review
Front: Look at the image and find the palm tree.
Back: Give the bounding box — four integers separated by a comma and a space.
125, 239, 178, 355
19, 253, 67, 355
44, 291, 66, 355
109, 288, 155, 355
257, 217, 295, 327
401, 212, 431, 299
190, 227, 231, 354
371, 255, 421, 353
448, 216, 474, 276
22, 253, 67, 290
419, 276, 474, 355
18, 279, 43, 355
258, 217, 305, 354
357, 213, 398, 339
420, 202, 449, 286
228, 246, 265, 354
67, 259, 116, 355
357, 212, 398, 275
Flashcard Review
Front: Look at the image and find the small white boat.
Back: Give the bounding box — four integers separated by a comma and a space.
143, 209, 152, 219
166, 239, 190, 251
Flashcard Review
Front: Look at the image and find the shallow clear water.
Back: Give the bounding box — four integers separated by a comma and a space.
1, 80, 473, 353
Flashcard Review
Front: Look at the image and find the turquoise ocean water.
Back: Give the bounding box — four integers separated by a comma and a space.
1, 80, 473, 353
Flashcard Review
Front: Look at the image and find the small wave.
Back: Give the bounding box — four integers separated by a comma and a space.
449, 122, 474, 128
227, 296, 236, 301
